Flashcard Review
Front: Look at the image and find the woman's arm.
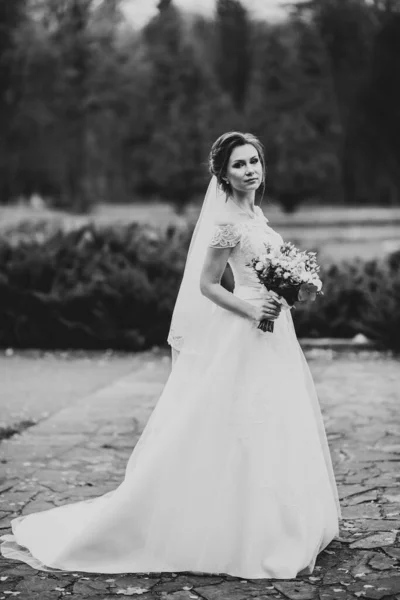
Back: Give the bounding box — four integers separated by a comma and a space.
200, 246, 257, 320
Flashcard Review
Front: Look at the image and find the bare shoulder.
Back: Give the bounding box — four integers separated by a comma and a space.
213, 209, 243, 227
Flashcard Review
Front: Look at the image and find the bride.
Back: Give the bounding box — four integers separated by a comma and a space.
1, 131, 341, 579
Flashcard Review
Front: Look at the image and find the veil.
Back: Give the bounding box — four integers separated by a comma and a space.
167, 176, 228, 363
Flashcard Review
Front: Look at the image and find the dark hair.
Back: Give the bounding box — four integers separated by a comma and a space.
208, 131, 266, 200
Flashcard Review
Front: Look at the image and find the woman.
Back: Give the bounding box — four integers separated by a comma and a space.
1, 131, 341, 579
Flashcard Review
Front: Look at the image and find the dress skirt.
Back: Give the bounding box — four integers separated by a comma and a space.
1, 291, 341, 579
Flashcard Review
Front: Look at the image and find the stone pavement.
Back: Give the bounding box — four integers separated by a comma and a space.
0, 349, 400, 600
0, 350, 136, 434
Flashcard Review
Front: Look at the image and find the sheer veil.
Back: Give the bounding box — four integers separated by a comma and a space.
167, 176, 228, 364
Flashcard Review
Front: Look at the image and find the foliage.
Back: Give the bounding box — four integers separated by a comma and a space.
1, 220, 400, 352
293, 253, 400, 351
0, 0, 28, 202
215, 0, 252, 111
0, 220, 191, 350
246, 19, 341, 212
1, 0, 400, 212
139, 2, 236, 211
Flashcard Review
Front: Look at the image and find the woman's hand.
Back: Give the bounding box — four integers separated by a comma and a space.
298, 282, 318, 303
251, 294, 282, 322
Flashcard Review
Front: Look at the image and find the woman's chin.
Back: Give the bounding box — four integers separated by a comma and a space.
243, 181, 260, 189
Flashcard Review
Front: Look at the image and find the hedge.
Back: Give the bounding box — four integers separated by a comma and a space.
0, 219, 399, 352
293, 250, 400, 349
0, 219, 191, 350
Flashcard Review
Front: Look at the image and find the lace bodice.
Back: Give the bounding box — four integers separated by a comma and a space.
168, 203, 284, 352
209, 205, 283, 293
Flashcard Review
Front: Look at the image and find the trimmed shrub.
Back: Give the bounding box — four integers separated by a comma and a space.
0, 220, 399, 352
0, 220, 192, 350
293, 253, 400, 351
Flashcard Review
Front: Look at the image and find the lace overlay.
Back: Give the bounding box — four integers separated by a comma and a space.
210, 208, 284, 294
209, 223, 241, 248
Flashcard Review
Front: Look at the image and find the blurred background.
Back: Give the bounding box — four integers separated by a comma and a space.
0, 0, 399, 352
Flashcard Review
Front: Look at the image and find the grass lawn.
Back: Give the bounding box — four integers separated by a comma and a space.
1, 201, 400, 262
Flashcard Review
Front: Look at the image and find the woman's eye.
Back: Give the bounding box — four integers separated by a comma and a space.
251, 157, 259, 163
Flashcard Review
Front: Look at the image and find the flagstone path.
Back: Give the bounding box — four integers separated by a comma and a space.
0, 348, 399, 600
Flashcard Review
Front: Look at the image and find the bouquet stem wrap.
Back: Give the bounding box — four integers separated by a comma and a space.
258, 284, 300, 333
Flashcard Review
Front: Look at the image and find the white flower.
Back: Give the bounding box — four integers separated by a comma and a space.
312, 278, 323, 291
283, 272, 290, 279
255, 261, 264, 272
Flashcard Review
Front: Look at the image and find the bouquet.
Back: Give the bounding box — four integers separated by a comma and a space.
249, 242, 323, 333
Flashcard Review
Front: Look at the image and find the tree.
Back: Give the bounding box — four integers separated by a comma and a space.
215, 0, 252, 112
134, 0, 237, 210
0, 0, 27, 202
246, 20, 340, 212
291, 0, 376, 204
358, 12, 400, 204
48, 0, 95, 211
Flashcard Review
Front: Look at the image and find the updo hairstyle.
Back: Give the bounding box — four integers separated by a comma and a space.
208, 131, 266, 199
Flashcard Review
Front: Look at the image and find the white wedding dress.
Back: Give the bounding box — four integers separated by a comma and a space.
1, 203, 341, 579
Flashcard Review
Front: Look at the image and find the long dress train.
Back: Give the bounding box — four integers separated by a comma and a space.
0, 204, 341, 579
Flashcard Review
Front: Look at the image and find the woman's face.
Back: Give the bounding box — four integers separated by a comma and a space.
225, 143, 264, 194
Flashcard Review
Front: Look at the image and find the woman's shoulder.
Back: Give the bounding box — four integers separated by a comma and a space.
208, 218, 242, 249
213, 205, 243, 224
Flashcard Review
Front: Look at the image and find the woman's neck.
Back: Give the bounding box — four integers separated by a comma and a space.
229, 190, 256, 215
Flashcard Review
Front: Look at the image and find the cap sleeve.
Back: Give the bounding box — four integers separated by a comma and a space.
208, 222, 241, 249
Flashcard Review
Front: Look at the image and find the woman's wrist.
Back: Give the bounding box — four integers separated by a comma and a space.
244, 303, 258, 322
